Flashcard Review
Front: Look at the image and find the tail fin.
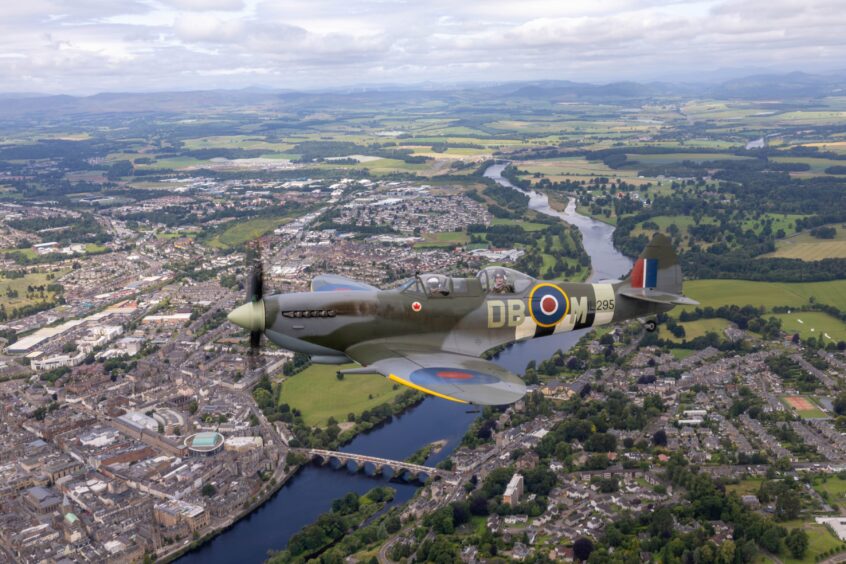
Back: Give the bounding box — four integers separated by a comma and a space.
620, 233, 698, 306
628, 233, 682, 293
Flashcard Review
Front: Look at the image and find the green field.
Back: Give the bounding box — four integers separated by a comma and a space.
206, 216, 292, 249
414, 231, 469, 249
633, 214, 804, 251
726, 477, 764, 496
812, 476, 846, 505
629, 152, 754, 165
669, 348, 696, 360
662, 318, 731, 343
682, 279, 846, 312
771, 156, 846, 176
490, 218, 549, 232
0, 247, 37, 260
278, 364, 404, 427
766, 225, 846, 261
0, 271, 64, 312
782, 522, 843, 564
772, 311, 846, 343
182, 135, 295, 152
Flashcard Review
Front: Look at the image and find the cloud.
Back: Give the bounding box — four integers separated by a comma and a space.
0, 0, 845, 93
163, 0, 244, 10
174, 13, 245, 42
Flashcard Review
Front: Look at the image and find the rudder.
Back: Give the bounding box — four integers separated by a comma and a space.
628, 233, 682, 294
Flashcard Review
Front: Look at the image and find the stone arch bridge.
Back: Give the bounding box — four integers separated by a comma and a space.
292, 448, 457, 482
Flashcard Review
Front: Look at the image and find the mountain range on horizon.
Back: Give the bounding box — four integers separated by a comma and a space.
1, 71, 846, 119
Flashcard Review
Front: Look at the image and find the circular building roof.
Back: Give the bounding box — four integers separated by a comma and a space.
184, 431, 224, 453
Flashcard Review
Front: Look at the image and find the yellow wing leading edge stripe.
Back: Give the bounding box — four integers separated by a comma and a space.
388, 374, 468, 404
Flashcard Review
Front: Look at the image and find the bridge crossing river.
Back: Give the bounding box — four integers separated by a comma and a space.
295, 448, 457, 481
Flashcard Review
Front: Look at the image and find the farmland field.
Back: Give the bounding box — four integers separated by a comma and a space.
765, 225, 846, 260
682, 279, 846, 312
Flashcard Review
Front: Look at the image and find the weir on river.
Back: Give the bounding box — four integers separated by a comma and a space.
178, 163, 633, 564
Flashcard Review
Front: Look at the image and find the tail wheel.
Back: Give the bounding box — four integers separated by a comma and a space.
644, 320, 657, 333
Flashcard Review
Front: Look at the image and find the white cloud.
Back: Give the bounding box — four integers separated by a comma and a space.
163, 0, 245, 10
0, 0, 844, 93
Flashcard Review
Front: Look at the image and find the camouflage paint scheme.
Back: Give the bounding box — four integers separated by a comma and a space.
228, 234, 696, 405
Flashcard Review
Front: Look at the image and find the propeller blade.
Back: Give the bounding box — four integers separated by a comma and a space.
248, 261, 263, 302
250, 330, 262, 349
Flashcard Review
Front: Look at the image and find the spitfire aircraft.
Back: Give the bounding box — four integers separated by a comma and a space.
228, 233, 697, 406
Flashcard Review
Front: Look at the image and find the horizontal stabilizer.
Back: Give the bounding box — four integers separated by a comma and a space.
619, 287, 699, 306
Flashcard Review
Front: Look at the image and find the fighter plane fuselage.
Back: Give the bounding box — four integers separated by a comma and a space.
259, 277, 672, 362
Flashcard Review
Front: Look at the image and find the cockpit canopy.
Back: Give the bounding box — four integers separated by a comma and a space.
476, 266, 534, 295
398, 273, 484, 298
395, 267, 534, 297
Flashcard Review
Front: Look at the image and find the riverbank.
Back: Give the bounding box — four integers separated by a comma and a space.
162, 462, 301, 563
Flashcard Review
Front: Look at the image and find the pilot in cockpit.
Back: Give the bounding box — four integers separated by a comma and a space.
427, 276, 449, 296
491, 269, 514, 294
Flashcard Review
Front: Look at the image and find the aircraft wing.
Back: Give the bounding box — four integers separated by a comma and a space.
311, 274, 379, 293
618, 287, 699, 306
345, 342, 526, 405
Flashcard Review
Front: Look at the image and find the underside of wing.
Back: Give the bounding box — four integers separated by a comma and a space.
311, 274, 379, 293
345, 343, 526, 406
618, 287, 699, 306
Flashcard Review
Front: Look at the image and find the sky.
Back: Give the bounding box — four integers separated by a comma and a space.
2, 0, 845, 95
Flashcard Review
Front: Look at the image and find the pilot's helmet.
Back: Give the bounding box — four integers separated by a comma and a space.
493, 269, 507, 282
426, 276, 441, 289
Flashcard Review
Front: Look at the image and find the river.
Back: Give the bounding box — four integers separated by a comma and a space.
178, 163, 632, 563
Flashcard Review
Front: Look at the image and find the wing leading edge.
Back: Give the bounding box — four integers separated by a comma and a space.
345, 343, 526, 406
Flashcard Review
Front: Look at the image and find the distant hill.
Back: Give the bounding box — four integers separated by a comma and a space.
1, 72, 845, 118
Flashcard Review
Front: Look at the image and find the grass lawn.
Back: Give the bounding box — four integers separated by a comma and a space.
0, 271, 65, 312
278, 364, 404, 427
780, 396, 828, 419
726, 477, 763, 496
812, 476, 846, 505
782, 523, 843, 564
0, 248, 37, 260
681, 279, 846, 312
772, 311, 846, 343
661, 318, 730, 342
206, 216, 292, 249
84, 243, 108, 253
414, 231, 469, 249
669, 348, 696, 360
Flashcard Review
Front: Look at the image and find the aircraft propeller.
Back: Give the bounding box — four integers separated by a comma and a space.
228, 239, 268, 376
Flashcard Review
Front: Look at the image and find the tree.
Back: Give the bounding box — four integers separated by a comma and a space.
201, 483, 217, 497
719, 539, 736, 564
760, 526, 783, 554
775, 490, 801, 521
653, 429, 668, 446
785, 528, 809, 559
573, 537, 594, 561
